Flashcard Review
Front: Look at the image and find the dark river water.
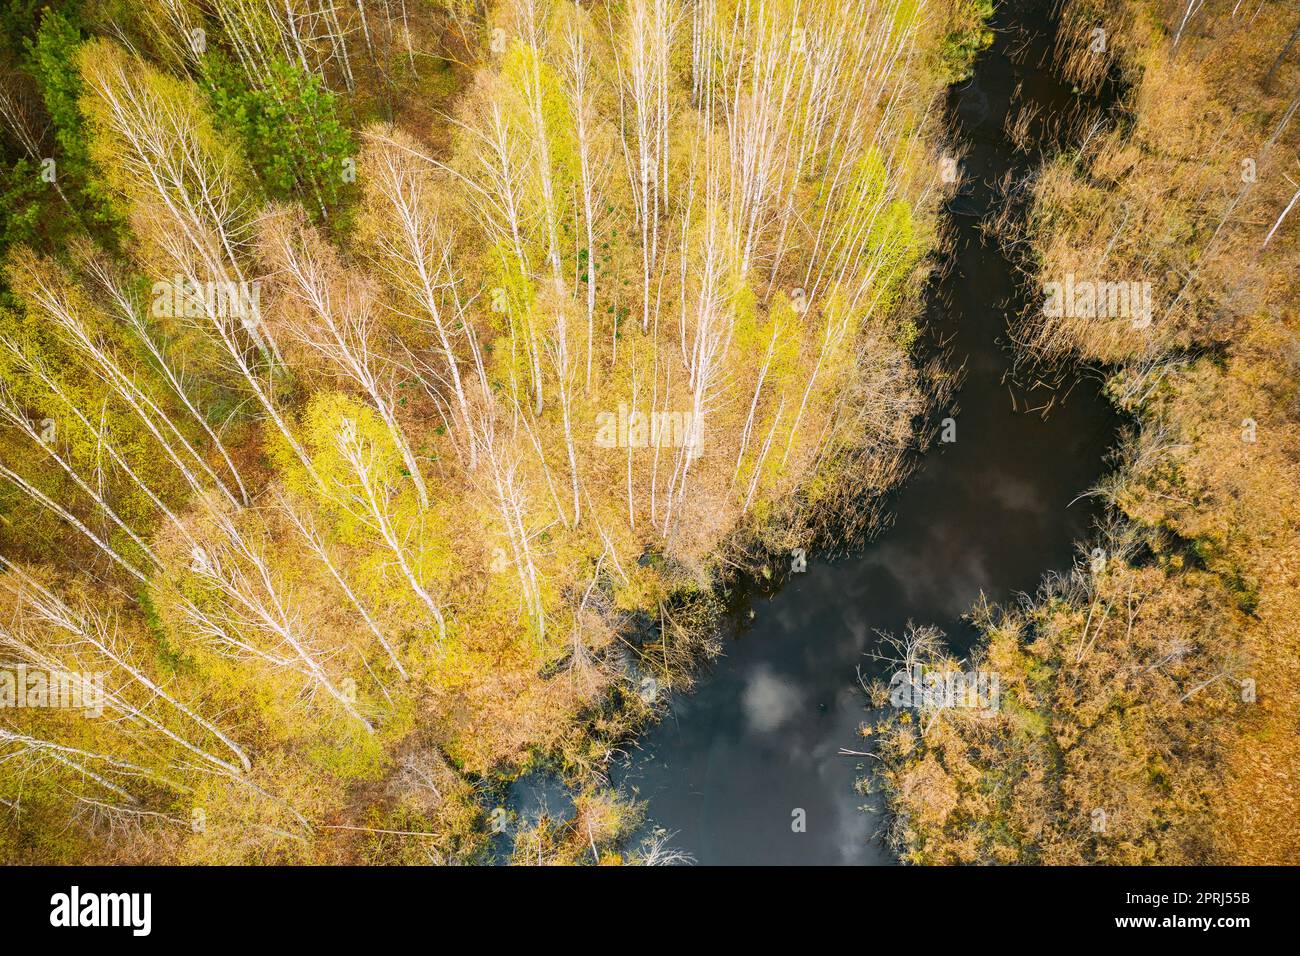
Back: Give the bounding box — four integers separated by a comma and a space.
607, 0, 1122, 864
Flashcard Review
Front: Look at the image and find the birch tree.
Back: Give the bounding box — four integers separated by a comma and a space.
260, 204, 431, 504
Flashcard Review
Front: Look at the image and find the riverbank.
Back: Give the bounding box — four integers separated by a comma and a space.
613, 0, 1129, 864
875, 0, 1300, 864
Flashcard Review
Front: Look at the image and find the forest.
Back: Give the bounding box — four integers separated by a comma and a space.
0, 0, 977, 863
